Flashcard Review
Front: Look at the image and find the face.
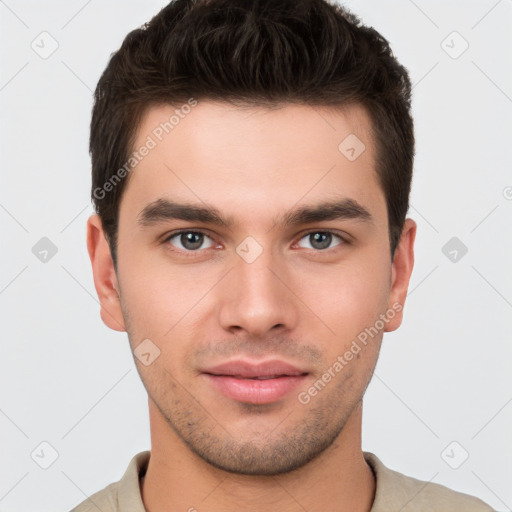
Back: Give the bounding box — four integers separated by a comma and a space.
88, 100, 415, 476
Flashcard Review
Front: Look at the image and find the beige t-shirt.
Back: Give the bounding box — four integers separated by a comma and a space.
70, 451, 495, 511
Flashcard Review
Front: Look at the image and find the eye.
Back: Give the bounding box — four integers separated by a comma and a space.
296, 230, 345, 251
164, 230, 217, 252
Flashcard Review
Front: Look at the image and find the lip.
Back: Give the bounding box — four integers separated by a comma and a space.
201, 359, 309, 404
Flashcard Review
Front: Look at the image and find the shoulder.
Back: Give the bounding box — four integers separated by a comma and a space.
364, 452, 495, 512
70, 481, 119, 512
69, 451, 150, 512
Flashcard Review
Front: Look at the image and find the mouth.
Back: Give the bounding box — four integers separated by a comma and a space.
200, 359, 309, 404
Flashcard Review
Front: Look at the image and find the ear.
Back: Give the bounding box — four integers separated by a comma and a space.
384, 218, 416, 332
86, 214, 126, 332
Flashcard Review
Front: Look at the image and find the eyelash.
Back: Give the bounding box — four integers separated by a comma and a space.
161, 229, 350, 257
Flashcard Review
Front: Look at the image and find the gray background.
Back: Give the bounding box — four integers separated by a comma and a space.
1, 1, 511, 511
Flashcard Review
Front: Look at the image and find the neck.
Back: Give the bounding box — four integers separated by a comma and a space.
141, 400, 375, 512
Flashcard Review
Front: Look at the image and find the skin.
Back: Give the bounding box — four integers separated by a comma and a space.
87, 100, 416, 512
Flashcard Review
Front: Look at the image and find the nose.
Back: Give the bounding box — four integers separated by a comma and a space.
217, 244, 299, 339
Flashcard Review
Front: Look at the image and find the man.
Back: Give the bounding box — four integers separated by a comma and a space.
74, 0, 494, 510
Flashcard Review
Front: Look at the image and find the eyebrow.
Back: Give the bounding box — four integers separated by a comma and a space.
137, 197, 373, 229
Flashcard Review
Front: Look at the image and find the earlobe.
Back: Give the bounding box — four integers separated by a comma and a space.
86, 214, 126, 332
384, 218, 416, 333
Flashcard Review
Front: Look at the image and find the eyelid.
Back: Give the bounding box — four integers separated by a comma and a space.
162, 229, 219, 248
293, 229, 349, 250
161, 228, 351, 255
297, 228, 350, 242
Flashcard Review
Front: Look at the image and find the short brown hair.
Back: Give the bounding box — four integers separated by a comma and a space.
90, 0, 415, 269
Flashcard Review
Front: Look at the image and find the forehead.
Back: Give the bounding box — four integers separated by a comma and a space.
134, 100, 374, 163
120, 100, 386, 230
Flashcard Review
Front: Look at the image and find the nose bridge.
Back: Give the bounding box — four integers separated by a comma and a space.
218, 238, 298, 336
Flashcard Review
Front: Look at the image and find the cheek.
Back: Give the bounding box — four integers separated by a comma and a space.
117, 262, 213, 373
308, 256, 391, 340
119, 252, 206, 333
